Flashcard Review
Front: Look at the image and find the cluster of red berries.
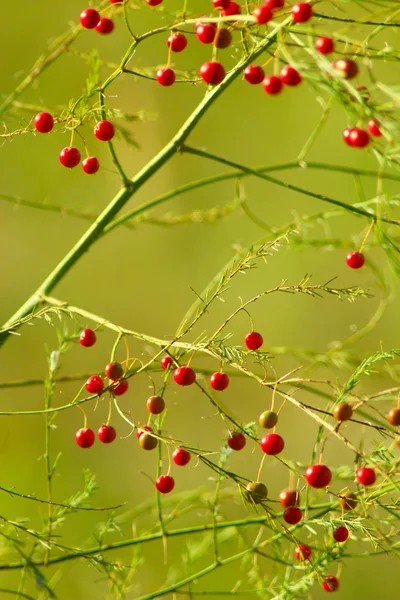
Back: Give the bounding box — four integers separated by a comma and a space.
80, 8, 114, 35
34, 115, 115, 174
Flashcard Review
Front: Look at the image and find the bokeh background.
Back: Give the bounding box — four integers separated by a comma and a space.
1, 1, 400, 598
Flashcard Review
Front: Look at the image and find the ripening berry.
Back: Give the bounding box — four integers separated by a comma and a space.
161, 355, 173, 370
195, 23, 217, 44
279, 488, 300, 508
82, 157, 100, 174
333, 58, 358, 79
280, 66, 302, 86
80, 8, 101, 29
139, 432, 158, 450
145, 0, 163, 5
173, 366, 196, 386
332, 402, 353, 422
156, 67, 176, 86
346, 251, 365, 269
76, 427, 95, 448
356, 467, 376, 486
368, 119, 382, 137
137, 425, 153, 439
156, 475, 175, 494
210, 372, 230, 391
228, 431, 246, 451
388, 407, 400, 426
86, 375, 104, 394
253, 5, 272, 24
105, 361, 124, 381
199, 62, 226, 85
333, 525, 349, 543
259, 410, 278, 429
173, 447, 191, 466
59, 147, 81, 168
305, 464, 332, 488
283, 506, 302, 525
94, 120, 115, 142
113, 379, 128, 396
265, 0, 284, 8
263, 75, 283, 95
246, 481, 268, 503
294, 544, 311, 560
96, 18, 114, 34
291, 3, 313, 23
79, 328, 96, 347
98, 424, 117, 443
322, 576, 340, 593
221, 1, 241, 16
244, 65, 265, 85
214, 28, 232, 49
213, 0, 230, 8
167, 32, 187, 52
245, 331, 263, 350
260, 433, 285, 455
339, 490, 357, 511
147, 395, 165, 415
315, 36, 334, 55
34, 112, 54, 133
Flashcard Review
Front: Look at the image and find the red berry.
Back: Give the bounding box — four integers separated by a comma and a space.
305, 464, 332, 488
245, 331, 263, 350
388, 407, 400, 425
34, 112, 54, 133
167, 32, 187, 52
322, 576, 340, 593
260, 433, 285, 455
161, 355, 173, 370
86, 375, 104, 394
80, 8, 101, 29
263, 75, 283, 95
244, 65, 265, 85
94, 120, 115, 142
291, 3, 313, 23
110, 0, 123, 3
59, 147, 81, 168
221, 1, 241, 16
264, 0, 284, 8
315, 36, 334, 55
79, 328, 96, 347
367, 118, 382, 137
228, 431, 246, 451
333, 525, 349, 542
213, 0, 230, 8
283, 506, 302, 525
113, 379, 128, 396
195, 23, 217, 44
210, 372, 230, 391
156, 68, 176, 86
76, 427, 95, 448
214, 28, 232, 49
346, 251, 365, 269
343, 127, 353, 146
137, 425, 152, 439
145, 0, 163, 5
173, 447, 191, 466
105, 361, 124, 381
147, 395, 165, 414
156, 475, 175, 494
294, 544, 311, 560
98, 424, 117, 444
280, 66, 302, 86
199, 61, 225, 85
279, 488, 300, 508
173, 366, 196, 386
96, 17, 114, 34
253, 5, 272, 24
356, 466, 376, 486
348, 127, 369, 148
82, 157, 100, 174
333, 58, 358, 79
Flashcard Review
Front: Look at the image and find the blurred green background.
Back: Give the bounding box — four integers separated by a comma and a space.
1, 1, 400, 598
